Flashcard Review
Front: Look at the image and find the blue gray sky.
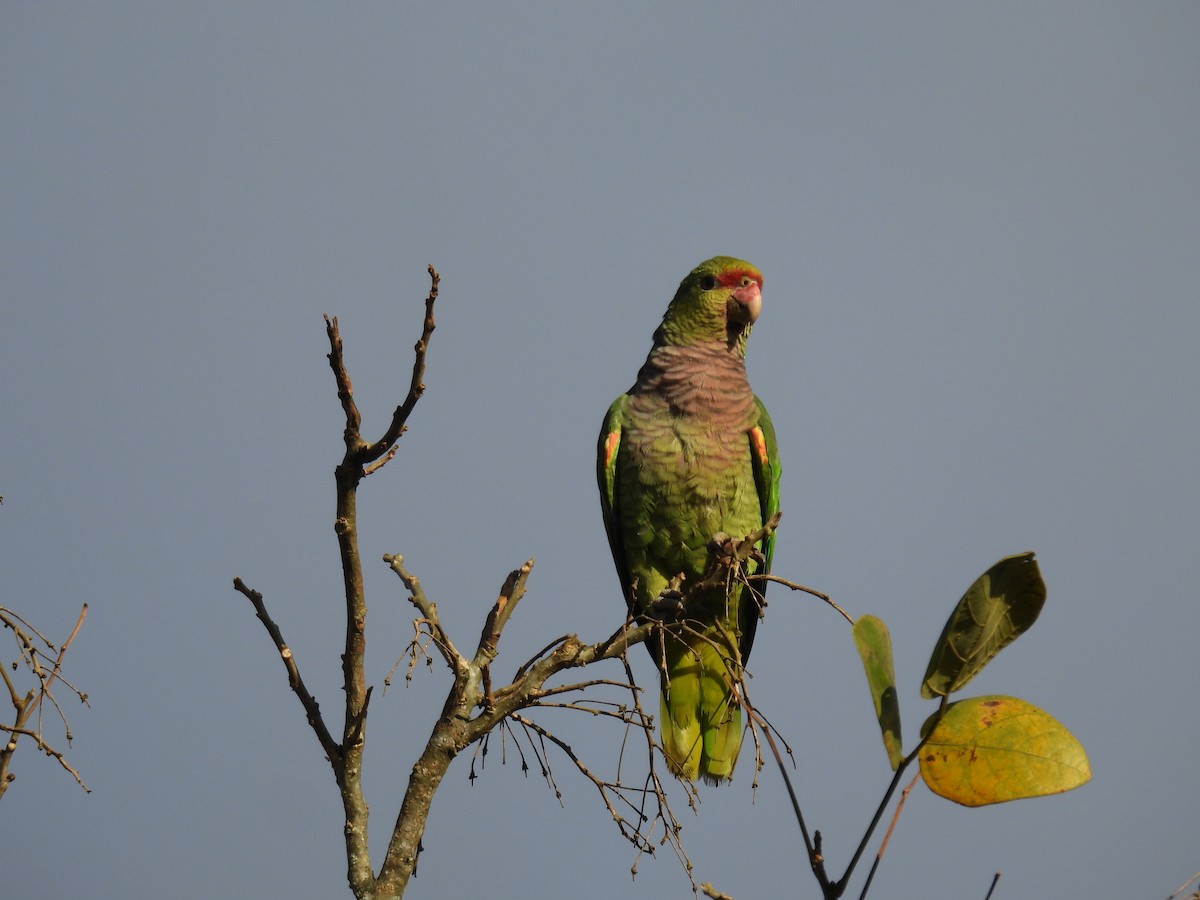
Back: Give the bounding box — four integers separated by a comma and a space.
2, 4, 1197, 898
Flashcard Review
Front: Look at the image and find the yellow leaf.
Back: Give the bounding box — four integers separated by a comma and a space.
919, 695, 1090, 807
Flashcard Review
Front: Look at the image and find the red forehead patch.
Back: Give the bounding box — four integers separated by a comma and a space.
716, 269, 763, 289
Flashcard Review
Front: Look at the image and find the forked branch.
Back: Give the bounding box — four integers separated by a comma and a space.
234, 266, 765, 899
236, 267, 442, 900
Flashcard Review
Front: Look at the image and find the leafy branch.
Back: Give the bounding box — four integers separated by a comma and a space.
798, 555, 1085, 898
695, 541, 1088, 899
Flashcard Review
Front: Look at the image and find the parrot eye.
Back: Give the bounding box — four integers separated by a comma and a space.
699, 275, 718, 291
741, 276, 754, 287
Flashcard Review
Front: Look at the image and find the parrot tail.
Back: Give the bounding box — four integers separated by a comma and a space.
659, 636, 744, 783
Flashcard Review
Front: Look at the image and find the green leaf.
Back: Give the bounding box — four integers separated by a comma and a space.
852, 615, 904, 770
921, 552, 1046, 699
919, 695, 1091, 807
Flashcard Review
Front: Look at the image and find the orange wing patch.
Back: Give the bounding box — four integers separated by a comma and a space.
749, 426, 769, 466
604, 431, 621, 467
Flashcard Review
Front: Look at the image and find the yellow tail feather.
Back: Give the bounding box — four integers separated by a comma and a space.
660, 637, 744, 783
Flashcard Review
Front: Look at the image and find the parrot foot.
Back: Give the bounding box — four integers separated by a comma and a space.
650, 573, 688, 616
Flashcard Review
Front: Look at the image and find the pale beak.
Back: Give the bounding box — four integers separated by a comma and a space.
728, 282, 762, 325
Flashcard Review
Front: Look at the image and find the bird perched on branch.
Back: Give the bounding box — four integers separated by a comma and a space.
598, 256, 781, 783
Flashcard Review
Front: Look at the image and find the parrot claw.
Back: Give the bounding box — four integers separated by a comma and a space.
651, 573, 688, 616
707, 533, 736, 561
651, 589, 685, 616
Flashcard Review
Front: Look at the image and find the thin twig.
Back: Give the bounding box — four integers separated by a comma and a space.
364, 445, 397, 476
511, 633, 574, 681
508, 713, 658, 850
1, 608, 54, 647
746, 573, 853, 625
532, 678, 641, 698
838, 696, 947, 897
524, 700, 643, 725
857, 771, 921, 900
366, 265, 440, 463
383, 554, 466, 672
742, 684, 826, 890
232, 578, 342, 765
0, 723, 90, 791
1168, 870, 1200, 900
0, 604, 91, 799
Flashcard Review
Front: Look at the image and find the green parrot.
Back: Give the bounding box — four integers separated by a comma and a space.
598, 256, 781, 783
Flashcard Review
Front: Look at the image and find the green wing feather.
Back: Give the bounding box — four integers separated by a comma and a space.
597, 396, 634, 614
740, 395, 781, 663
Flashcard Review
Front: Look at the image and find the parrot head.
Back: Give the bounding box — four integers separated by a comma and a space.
655, 256, 764, 354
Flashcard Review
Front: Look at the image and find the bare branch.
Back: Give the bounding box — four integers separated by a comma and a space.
473, 559, 534, 668
232, 579, 341, 765
471, 619, 657, 735
510, 633, 575, 681
57, 604, 88, 659
1168, 870, 1200, 900
0, 648, 22, 708
0, 604, 90, 800
384, 619, 437, 691
323, 314, 364, 450
0, 723, 90, 791
525, 699, 644, 726
235, 271, 443, 899
383, 554, 466, 672
368, 265, 439, 461
473, 560, 534, 709
363, 445, 398, 476
238, 269, 728, 897
507, 712, 681, 859
531, 678, 642, 699
324, 264, 441, 474
1, 607, 55, 648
